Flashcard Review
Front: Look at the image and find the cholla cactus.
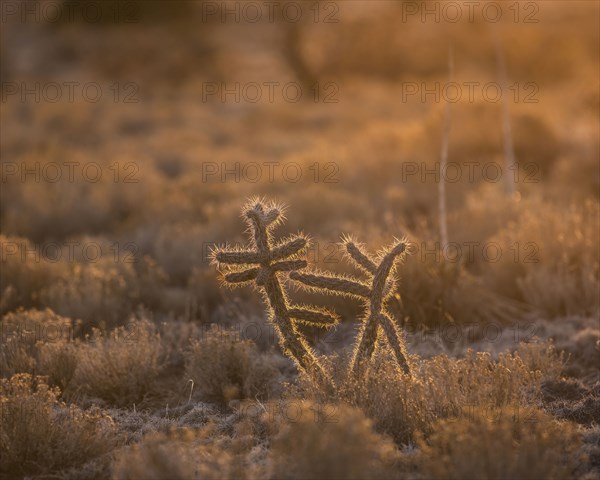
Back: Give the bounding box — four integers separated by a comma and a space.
290, 235, 411, 377
211, 198, 339, 390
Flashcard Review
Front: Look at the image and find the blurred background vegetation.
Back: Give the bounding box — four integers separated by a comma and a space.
1, 0, 598, 335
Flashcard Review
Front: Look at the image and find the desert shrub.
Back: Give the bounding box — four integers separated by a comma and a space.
158, 319, 208, 367
398, 250, 525, 329
1, 164, 137, 241
518, 264, 599, 317
37, 340, 80, 393
0, 235, 65, 314
0, 308, 74, 378
266, 400, 400, 480
418, 406, 581, 480
111, 424, 252, 480
40, 257, 140, 330
582, 425, 600, 475
0, 310, 159, 398
132, 255, 170, 311
0, 235, 169, 329
513, 316, 599, 379
516, 340, 567, 378
447, 183, 521, 254
0, 373, 118, 476
299, 340, 564, 445
188, 265, 230, 318
184, 326, 283, 405
0, 339, 36, 379
153, 223, 208, 285
69, 318, 163, 406
486, 199, 599, 317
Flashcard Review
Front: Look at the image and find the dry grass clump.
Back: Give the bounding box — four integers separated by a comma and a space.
398, 250, 526, 329
36, 340, 80, 393
487, 199, 599, 317
69, 318, 163, 406
184, 326, 283, 405
266, 400, 400, 480
1, 235, 169, 330
0, 235, 63, 314
542, 377, 600, 427
418, 406, 582, 480
0, 308, 74, 378
111, 423, 256, 480
582, 425, 600, 476
0, 310, 165, 403
0, 373, 118, 477
300, 341, 565, 445
40, 257, 142, 331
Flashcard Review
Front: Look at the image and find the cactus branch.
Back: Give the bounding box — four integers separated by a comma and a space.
223, 268, 260, 284
289, 271, 370, 299
216, 251, 264, 265
344, 238, 377, 275
377, 313, 411, 375
271, 236, 308, 261
288, 307, 340, 327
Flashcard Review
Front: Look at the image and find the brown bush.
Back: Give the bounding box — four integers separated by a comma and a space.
37, 340, 80, 393
0, 236, 64, 314
0, 308, 74, 378
487, 199, 599, 317
418, 406, 582, 480
184, 326, 283, 405
69, 318, 163, 406
300, 340, 565, 445
0, 373, 118, 476
267, 400, 400, 480
112, 424, 253, 480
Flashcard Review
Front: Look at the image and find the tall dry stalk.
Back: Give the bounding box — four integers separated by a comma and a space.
438, 45, 454, 248
493, 28, 517, 195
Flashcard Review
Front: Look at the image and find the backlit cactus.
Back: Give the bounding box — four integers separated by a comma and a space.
211, 198, 339, 390
290, 235, 411, 377
212, 198, 412, 389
